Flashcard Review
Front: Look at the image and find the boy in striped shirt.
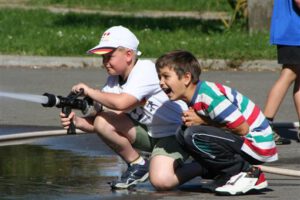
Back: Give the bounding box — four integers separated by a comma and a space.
155, 50, 278, 195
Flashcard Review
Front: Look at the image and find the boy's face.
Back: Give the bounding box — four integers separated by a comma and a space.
102, 48, 133, 76
158, 66, 188, 101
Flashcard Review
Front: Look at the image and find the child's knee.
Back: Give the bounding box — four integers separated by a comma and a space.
149, 172, 175, 191
149, 156, 178, 191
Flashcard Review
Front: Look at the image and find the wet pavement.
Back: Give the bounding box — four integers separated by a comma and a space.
1, 67, 300, 200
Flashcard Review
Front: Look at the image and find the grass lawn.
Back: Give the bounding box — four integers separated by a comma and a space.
0, 5, 275, 60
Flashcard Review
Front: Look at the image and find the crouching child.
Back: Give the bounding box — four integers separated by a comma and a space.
155, 50, 278, 195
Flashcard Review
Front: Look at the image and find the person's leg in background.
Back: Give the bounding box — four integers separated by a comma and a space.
264, 44, 300, 144
292, 66, 300, 141
264, 65, 297, 144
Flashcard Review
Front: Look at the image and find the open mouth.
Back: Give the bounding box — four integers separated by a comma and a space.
162, 87, 172, 95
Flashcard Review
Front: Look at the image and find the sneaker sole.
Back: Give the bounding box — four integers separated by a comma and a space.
111, 172, 149, 189
253, 180, 268, 190
216, 181, 268, 196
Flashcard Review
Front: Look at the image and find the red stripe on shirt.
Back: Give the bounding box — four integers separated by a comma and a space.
244, 138, 277, 156
216, 83, 226, 95
227, 115, 246, 129
246, 105, 260, 126
194, 102, 209, 111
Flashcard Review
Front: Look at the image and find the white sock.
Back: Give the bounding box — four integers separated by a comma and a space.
130, 156, 145, 166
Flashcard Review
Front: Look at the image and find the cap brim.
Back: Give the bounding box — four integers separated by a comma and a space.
87, 47, 116, 55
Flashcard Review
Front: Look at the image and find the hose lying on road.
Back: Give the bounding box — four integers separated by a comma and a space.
257, 165, 300, 177
0, 129, 85, 142
0, 129, 300, 177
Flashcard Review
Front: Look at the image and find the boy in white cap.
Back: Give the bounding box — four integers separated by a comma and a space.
60, 26, 201, 190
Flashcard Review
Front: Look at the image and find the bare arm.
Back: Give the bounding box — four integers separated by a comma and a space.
72, 83, 140, 111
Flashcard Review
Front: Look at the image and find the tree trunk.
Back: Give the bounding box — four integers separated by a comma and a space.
247, 0, 273, 33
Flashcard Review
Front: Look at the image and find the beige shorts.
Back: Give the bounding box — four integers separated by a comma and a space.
131, 120, 189, 165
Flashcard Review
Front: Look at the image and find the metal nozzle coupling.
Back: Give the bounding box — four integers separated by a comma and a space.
41, 93, 60, 107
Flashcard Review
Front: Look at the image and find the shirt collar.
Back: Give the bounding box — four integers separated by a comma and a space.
189, 80, 202, 107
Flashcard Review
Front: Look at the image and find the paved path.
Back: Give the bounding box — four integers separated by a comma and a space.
0, 66, 295, 125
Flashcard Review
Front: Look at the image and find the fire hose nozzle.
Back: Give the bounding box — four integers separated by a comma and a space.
42, 93, 60, 107
41, 91, 101, 115
41, 90, 102, 134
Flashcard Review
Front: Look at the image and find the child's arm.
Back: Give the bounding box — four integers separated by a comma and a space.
72, 83, 140, 111
183, 108, 249, 136
228, 121, 249, 136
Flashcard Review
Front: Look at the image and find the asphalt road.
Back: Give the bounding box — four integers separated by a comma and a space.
0, 66, 298, 125
0, 66, 300, 200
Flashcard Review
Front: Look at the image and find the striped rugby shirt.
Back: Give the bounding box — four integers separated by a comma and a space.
190, 81, 278, 162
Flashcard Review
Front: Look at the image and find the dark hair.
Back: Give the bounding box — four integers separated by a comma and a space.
155, 50, 201, 83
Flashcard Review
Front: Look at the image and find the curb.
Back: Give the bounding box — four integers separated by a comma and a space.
0, 55, 102, 69
0, 55, 282, 71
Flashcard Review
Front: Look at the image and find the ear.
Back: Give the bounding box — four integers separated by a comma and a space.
125, 49, 134, 62
183, 72, 192, 86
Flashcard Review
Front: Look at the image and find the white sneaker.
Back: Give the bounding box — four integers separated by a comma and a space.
215, 167, 268, 195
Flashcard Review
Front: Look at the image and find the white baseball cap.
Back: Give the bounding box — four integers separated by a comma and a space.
87, 25, 141, 56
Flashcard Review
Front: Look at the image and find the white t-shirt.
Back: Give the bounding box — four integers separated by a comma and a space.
102, 59, 188, 138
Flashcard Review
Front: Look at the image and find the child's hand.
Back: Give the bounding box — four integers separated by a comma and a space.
182, 107, 207, 126
72, 83, 92, 96
60, 111, 76, 130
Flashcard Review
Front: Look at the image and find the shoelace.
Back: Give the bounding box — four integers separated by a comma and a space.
226, 173, 245, 185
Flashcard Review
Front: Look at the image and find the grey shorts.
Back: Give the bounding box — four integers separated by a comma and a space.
130, 119, 189, 165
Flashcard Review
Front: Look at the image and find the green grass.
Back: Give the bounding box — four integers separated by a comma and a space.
0, 8, 276, 60
28, 0, 232, 12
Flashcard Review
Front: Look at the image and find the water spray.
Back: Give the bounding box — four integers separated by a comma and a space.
0, 89, 101, 134
0, 91, 49, 104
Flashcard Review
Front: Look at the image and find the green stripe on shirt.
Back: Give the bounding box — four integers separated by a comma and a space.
200, 82, 226, 114
245, 133, 274, 143
240, 96, 249, 113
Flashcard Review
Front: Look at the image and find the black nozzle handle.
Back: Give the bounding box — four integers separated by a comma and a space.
62, 106, 76, 134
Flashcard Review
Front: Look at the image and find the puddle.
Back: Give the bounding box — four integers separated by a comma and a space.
0, 126, 221, 200
0, 126, 158, 200
0, 144, 126, 200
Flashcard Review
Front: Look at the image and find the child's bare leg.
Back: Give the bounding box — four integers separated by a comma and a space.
93, 111, 140, 163
264, 66, 297, 118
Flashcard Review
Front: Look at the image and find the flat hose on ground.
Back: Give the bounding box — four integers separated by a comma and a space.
0, 129, 300, 177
